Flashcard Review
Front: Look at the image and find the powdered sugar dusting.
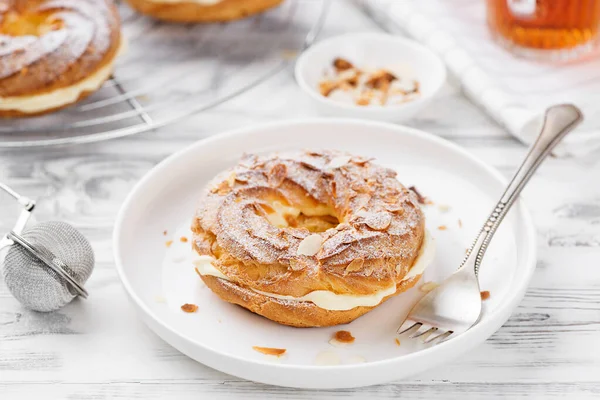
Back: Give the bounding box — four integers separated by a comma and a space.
192, 150, 425, 297
0, 0, 117, 83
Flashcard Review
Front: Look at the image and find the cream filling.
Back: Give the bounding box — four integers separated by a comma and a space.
146, 0, 222, 4
264, 201, 335, 228
192, 230, 435, 311
0, 40, 125, 113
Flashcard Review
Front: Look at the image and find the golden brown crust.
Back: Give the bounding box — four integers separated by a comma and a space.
192, 150, 426, 327
125, 0, 284, 22
0, 40, 121, 118
193, 150, 425, 296
0, 0, 121, 115
201, 273, 422, 327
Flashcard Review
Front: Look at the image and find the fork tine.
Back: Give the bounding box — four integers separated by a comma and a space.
409, 325, 437, 339
436, 331, 455, 344
423, 330, 453, 344
397, 320, 421, 335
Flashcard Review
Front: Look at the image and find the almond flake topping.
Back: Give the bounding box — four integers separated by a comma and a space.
268, 164, 287, 187
345, 258, 364, 274
297, 234, 323, 256
363, 212, 392, 230
328, 155, 352, 169
226, 172, 236, 187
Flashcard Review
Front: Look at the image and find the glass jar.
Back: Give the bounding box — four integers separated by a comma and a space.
486, 0, 600, 61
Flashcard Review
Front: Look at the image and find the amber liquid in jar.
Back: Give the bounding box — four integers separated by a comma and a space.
487, 0, 600, 60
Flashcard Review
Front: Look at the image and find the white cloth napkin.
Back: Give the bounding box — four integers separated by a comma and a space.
362, 0, 600, 156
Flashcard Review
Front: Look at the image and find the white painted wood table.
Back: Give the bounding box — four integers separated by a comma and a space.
1, 1, 600, 399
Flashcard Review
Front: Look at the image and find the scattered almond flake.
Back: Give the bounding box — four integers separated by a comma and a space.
305, 150, 322, 156
344, 258, 364, 274
319, 80, 338, 97
163, 230, 168, 236
364, 212, 392, 231
338, 68, 359, 83
343, 73, 359, 88
336, 223, 351, 231
252, 346, 286, 357
438, 204, 451, 213
239, 153, 258, 168
234, 173, 249, 183
351, 156, 373, 166
392, 80, 420, 96
365, 69, 397, 89
330, 180, 337, 198
420, 281, 439, 293
181, 303, 198, 313
165, 240, 173, 248
355, 90, 374, 106
320, 59, 421, 107
458, 219, 463, 228
383, 203, 403, 213
212, 180, 231, 195
408, 185, 426, 205
413, 80, 421, 93
180, 236, 189, 242
297, 234, 323, 256
334, 330, 355, 343
288, 228, 310, 240
268, 164, 287, 187
481, 290, 491, 301
226, 172, 236, 188
354, 209, 370, 219
328, 155, 352, 169
333, 57, 354, 71
155, 295, 166, 303
437, 225, 447, 231
394, 338, 401, 346
366, 178, 378, 187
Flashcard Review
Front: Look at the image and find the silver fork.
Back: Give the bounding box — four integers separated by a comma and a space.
398, 104, 583, 344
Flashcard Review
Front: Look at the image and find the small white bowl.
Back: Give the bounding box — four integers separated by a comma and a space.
295, 32, 446, 122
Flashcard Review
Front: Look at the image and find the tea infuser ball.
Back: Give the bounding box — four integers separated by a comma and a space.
1, 182, 95, 312
3, 221, 95, 312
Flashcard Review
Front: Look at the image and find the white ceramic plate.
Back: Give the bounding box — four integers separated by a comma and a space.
295, 33, 446, 122
114, 120, 536, 389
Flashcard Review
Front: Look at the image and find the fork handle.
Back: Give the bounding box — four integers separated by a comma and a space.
463, 104, 583, 276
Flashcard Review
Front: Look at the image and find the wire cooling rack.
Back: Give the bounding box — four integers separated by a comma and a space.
0, 0, 330, 148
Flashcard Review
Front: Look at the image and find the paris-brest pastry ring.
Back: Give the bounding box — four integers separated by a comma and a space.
192, 150, 435, 327
124, 0, 284, 23
0, 0, 122, 117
